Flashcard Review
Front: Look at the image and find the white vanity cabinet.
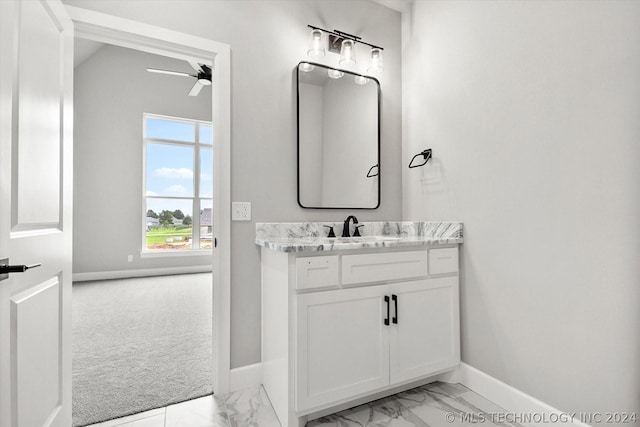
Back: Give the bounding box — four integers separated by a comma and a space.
296, 284, 390, 410
260, 245, 460, 427
388, 276, 459, 384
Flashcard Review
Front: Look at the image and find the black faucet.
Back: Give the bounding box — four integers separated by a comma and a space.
342, 215, 359, 237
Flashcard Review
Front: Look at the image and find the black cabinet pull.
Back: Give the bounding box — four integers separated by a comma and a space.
384, 296, 390, 326
392, 294, 398, 324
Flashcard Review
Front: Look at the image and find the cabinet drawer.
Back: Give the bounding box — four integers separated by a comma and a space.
428, 247, 458, 275
296, 256, 339, 290
342, 251, 428, 285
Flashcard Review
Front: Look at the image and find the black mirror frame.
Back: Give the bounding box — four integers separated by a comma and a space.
296, 61, 381, 210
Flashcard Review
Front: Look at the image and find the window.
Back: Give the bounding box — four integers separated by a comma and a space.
143, 114, 213, 252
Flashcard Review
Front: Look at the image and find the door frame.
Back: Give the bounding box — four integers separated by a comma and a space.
65, 5, 232, 394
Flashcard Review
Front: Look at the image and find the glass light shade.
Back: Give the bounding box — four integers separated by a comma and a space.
307, 29, 325, 58
327, 69, 344, 79
367, 48, 383, 75
299, 62, 315, 72
339, 39, 356, 67
354, 75, 370, 85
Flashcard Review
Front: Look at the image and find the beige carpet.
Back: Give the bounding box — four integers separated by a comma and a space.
72, 273, 213, 426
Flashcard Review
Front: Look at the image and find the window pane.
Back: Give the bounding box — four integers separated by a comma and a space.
146, 117, 195, 142
146, 143, 194, 197
200, 124, 213, 145
145, 198, 193, 250
200, 148, 213, 198
200, 199, 213, 249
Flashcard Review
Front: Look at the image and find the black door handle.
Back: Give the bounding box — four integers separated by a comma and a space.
384, 296, 390, 326
0, 263, 41, 274
0, 259, 41, 281
392, 294, 398, 324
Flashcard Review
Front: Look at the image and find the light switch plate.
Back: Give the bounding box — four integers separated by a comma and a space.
232, 202, 251, 221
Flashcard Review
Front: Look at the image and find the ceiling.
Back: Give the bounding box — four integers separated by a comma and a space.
74, 38, 105, 68
73, 0, 409, 69
370, 0, 411, 13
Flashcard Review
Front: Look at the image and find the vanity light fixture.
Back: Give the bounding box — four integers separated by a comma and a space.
367, 48, 383, 75
306, 25, 384, 75
339, 39, 356, 67
299, 62, 315, 72
307, 28, 325, 58
354, 75, 370, 85
327, 69, 344, 79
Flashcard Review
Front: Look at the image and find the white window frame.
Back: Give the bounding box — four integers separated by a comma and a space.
141, 112, 213, 256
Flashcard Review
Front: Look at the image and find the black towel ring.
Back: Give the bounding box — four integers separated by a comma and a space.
408, 149, 432, 169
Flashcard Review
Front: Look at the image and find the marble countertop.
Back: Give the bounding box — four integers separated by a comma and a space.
256, 221, 463, 253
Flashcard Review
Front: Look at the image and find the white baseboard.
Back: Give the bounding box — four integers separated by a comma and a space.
72, 265, 212, 282
446, 363, 591, 427
229, 363, 262, 393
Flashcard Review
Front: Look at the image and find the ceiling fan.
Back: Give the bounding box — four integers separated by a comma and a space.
146, 61, 212, 96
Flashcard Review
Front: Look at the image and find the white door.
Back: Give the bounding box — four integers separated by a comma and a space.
0, 0, 74, 426
389, 277, 460, 384
296, 285, 390, 412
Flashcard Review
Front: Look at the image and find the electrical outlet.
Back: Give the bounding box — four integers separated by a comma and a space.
232, 202, 251, 221
127, 255, 133, 262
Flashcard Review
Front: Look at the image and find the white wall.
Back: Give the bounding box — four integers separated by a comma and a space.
65, 0, 402, 369
403, 0, 640, 415
74, 45, 212, 274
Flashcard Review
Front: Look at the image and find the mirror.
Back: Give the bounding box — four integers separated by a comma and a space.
297, 62, 380, 209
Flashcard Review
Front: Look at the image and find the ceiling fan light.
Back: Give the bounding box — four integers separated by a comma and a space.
198, 78, 212, 86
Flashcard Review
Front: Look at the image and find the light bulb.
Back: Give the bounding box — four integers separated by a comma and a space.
367, 48, 383, 75
327, 69, 344, 79
307, 29, 325, 58
299, 62, 315, 72
354, 75, 369, 85
339, 39, 356, 67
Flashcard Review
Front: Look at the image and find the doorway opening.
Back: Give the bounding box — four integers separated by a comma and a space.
72, 41, 214, 426
67, 6, 231, 426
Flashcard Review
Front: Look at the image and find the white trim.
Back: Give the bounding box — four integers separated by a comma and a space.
442, 363, 591, 427
66, 5, 231, 395
229, 363, 262, 393
72, 265, 212, 282
211, 33, 232, 396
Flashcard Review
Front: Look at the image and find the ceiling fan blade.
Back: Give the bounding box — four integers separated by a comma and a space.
188, 80, 204, 96
146, 68, 193, 77
187, 61, 201, 72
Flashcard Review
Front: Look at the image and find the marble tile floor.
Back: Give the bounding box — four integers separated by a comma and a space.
85, 381, 524, 427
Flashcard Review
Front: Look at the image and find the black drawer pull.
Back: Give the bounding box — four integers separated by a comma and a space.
392, 294, 398, 324
384, 296, 390, 326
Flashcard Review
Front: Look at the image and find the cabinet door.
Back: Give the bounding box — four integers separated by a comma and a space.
296, 285, 389, 412
389, 277, 460, 384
